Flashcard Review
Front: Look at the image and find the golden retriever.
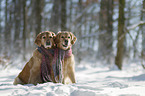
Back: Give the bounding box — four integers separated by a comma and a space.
55, 31, 77, 84
13, 31, 56, 85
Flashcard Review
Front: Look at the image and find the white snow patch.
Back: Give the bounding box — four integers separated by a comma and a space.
0, 62, 145, 96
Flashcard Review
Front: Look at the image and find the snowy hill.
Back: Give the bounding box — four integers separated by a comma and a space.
0, 62, 145, 96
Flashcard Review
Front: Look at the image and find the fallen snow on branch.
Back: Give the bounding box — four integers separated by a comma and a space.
127, 21, 145, 30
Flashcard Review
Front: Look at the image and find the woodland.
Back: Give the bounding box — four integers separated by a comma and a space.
0, 0, 145, 70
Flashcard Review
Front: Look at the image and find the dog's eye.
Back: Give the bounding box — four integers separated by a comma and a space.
49, 36, 52, 38
68, 36, 70, 39
42, 36, 46, 39
61, 36, 64, 38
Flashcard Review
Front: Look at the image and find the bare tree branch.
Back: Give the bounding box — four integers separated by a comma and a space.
119, 21, 145, 41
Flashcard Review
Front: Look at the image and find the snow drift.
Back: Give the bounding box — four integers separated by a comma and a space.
0, 62, 145, 96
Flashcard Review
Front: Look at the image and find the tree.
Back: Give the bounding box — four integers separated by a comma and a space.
74, 0, 83, 63
0, 0, 2, 51
22, 0, 27, 60
141, 0, 145, 63
14, 0, 22, 46
124, 0, 131, 57
34, 0, 44, 35
4, 0, 8, 51
49, 0, 61, 33
60, 0, 67, 31
0, 0, 1, 34
49, 0, 67, 33
98, 0, 114, 62
115, 0, 125, 70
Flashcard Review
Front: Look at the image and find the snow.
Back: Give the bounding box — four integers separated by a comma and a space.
0, 62, 145, 96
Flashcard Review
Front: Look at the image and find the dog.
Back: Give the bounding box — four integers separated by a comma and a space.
13, 31, 56, 85
55, 31, 77, 84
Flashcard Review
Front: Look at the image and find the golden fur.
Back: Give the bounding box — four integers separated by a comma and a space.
13, 31, 77, 85
13, 31, 55, 85
55, 31, 77, 84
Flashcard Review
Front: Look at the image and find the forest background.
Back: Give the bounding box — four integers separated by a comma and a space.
0, 0, 145, 70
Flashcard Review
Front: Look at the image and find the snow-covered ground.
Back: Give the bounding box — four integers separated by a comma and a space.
0, 61, 145, 96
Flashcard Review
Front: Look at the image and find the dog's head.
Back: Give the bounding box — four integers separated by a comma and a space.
55, 31, 77, 50
35, 31, 55, 49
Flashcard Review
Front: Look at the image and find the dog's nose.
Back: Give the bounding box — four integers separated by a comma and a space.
65, 40, 68, 45
46, 40, 50, 43
46, 40, 50, 45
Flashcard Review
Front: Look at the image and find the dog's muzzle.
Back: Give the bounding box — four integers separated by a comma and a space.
46, 40, 51, 45
62, 40, 68, 47
65, 40, 68, 45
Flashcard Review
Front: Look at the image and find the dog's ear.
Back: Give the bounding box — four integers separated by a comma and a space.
51, 32, 56, 37
51, 32, 56, 40
35, 33, 42, 47
70, 32, 77, 45
54, 32, 61, 44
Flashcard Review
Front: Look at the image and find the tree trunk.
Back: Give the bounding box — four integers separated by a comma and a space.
60, 0, 67, 31
14, 0, 21, 42
22, 0, 27, 60
4, 0, 11, 55
141, 0, 145, 59
49, 0, 61, 33
34, 0, 44, 35
49, 0, 67, 32
14, 0, 22, 54
4, 0, 8, 44
0, 0, 1, 51
115, 0, 125, 70
0, 0, 1, 34
98, 0, 114, 62
5, 0, 8, 28
75, 0, 83, 63
124, 0, 131, 58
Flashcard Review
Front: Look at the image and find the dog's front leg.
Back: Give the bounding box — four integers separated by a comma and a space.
68, 56, 76, 84
68, 67, 76, 83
